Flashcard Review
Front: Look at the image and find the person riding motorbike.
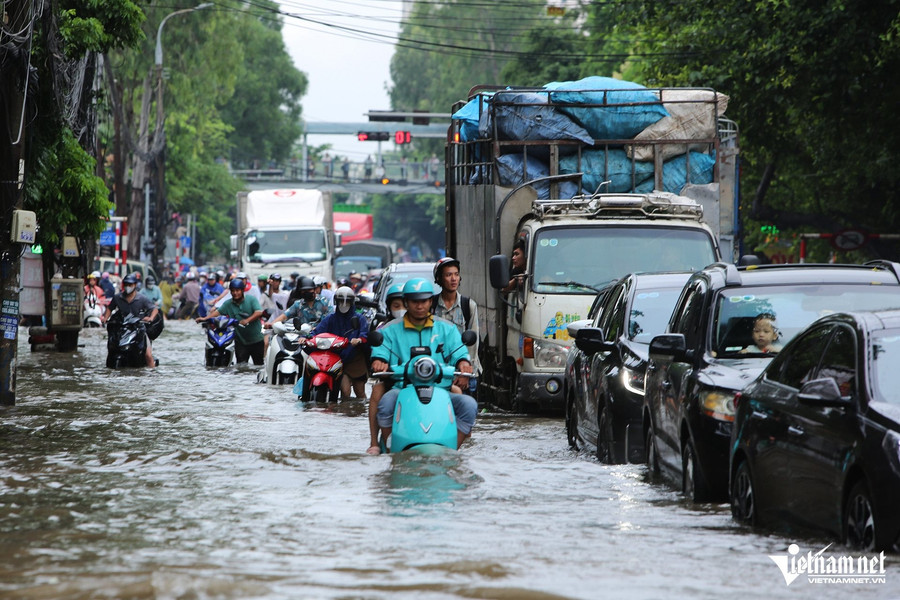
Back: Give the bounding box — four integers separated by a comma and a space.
366, 282, 406, 453
84, 271, 109, 322
370, 278, 477, 452
306, 286, 369, 400
432, 256, 481, 397
198, 272, 224, 318
140, 275, 163, 310
104, 273, 159, 368
267, 276, 328, 330
196, 278, 265, 364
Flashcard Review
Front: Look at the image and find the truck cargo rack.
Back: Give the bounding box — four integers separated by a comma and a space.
531, 191, 704, 221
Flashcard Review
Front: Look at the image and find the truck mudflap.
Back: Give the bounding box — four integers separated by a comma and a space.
516, 372, 565, 412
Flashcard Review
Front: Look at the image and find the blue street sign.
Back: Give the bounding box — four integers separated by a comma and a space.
99, 231, 116, 246
180, 236, 191, 249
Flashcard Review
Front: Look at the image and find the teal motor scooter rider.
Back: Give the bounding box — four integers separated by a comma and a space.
370, 277, 477, 451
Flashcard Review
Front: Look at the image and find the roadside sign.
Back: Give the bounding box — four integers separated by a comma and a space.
831, 229, 867, 251
99, 230, 116, 246
180, 235, 191, 249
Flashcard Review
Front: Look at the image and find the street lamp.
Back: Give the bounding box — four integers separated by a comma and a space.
145, 2, 213, 265
155, 3, 214, 68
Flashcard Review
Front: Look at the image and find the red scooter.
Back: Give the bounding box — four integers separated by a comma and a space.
298, 330, 351, 403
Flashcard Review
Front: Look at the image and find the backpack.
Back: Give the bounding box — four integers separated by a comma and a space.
432, 294, 473, 330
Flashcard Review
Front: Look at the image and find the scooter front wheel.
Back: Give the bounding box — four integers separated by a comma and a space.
312, 385, 330, 404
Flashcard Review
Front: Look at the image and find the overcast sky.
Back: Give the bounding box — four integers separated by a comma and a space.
278, 1, 404, 160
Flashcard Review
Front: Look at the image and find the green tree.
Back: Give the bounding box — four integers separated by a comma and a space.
220, 3, 307, 169
608, 0, 900, 258
22, 0, 144, 247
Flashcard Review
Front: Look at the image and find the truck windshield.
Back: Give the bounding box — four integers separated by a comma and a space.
246, 229, 326, 263
531, 226, 717, 295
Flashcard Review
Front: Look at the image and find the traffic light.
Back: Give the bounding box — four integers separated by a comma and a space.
357, 131, 390, 142
394, 130, 412, 145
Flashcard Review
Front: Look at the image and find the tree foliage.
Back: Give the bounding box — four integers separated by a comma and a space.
22, 0, 144, 247
103, 0, 308, 264
605, 0, 900, 258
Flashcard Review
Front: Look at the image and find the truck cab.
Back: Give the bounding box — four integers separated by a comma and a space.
487, 192, 720, 412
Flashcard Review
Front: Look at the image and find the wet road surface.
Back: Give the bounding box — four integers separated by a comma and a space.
0, 320, 895, 598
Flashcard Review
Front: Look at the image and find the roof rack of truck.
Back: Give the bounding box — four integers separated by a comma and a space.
532, 191, 704, 221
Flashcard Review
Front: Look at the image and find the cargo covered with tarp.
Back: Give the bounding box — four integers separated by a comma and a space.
449, 76, 730, 198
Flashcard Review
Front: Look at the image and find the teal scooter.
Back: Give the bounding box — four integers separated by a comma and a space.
369, 330, 476, 453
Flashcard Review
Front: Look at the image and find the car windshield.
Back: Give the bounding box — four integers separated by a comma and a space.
246, 229, 326, 262
376, 265, 434, 305
532, 226, 716, 295
872, 331, 900, 405
629, 288, 684, 343
336, 257, 382, 279
714, 285, 900, 357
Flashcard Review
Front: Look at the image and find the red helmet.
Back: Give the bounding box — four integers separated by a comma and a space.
433, 257, 460, 283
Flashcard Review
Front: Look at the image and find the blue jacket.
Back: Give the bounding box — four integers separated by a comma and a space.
370, 315, 470, 386
312, 309, 369, 361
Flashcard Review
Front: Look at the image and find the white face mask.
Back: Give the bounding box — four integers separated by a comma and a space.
391, 309, 406, 320
337, 300, 352, 314
124, 285, 135, 294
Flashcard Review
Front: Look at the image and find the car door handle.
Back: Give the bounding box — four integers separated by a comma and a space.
751, 410, 768, 420
787, 425, 804, 436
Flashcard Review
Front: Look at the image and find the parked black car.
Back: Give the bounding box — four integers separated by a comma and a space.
565, 272, 691, 463
730, 310, 900, 551
645, 261, 900, 502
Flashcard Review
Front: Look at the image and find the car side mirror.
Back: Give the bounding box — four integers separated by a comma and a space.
575, 327, 614, 354
368, 330, 383, 347
461, 330, 477, 347
798, 377, 852, 407
649, 334, 689, 362
489, 254, 511, 290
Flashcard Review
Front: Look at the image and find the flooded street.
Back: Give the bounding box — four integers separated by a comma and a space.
1, 320, 895, 599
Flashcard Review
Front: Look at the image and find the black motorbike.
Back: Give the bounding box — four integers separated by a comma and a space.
106, 313, 150, 368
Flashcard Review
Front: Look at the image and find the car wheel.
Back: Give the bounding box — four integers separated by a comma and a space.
682, 439, 711, 503
645, 424, 660, 477
565, 393, 579, 450
596, 401, 619, 464
844, 480, 877, 551
731, 460, 756, 525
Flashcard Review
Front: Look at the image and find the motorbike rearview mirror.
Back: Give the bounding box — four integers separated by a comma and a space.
351, 315, 360, 329
461, 330, 477, 347
367, 330, 383, 347
292, 317, 304, 330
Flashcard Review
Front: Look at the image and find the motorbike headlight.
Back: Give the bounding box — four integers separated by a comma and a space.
622, 366, 645, 396
700, 389, 736, 422
413, 357, 437, 382
883, 430, 900, 478
532, 338, 569, 369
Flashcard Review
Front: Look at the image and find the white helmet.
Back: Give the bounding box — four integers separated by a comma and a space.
313, 275, 326, 286
334, 285, 356, 314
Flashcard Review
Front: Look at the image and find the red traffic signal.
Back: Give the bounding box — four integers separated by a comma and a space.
357, 131, 390, 142
394, 130, 412, 145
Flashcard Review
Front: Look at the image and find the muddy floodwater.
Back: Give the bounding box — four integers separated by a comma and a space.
0, 320, 895, 599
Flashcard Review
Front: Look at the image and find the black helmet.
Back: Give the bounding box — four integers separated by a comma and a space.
122, 273, 138, 285
229, 278, 244, 290
433, 256, 461, 283
297, 276, 315, 291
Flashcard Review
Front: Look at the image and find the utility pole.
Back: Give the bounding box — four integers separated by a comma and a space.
0, 0, 34, 405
